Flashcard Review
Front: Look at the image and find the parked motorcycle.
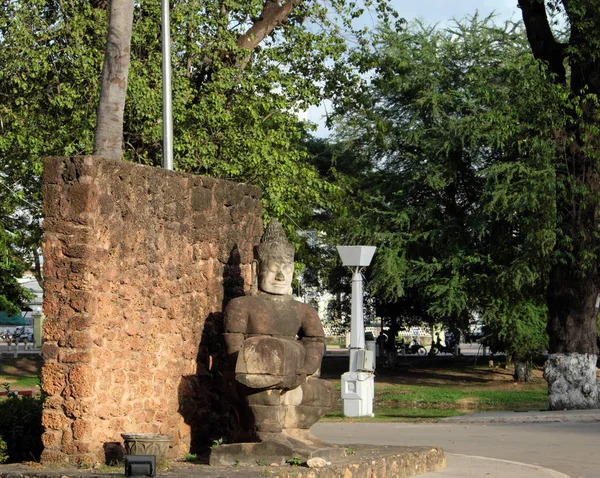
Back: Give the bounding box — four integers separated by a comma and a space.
430, 336, 460, 356
397, 339, 427, 356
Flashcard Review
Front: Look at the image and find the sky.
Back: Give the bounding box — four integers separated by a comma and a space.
306, 0, 522, 137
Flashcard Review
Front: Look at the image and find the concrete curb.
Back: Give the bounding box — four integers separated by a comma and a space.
440, 409, 600, 424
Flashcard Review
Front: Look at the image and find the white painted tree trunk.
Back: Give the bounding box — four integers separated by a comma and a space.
544, 353, 599, 410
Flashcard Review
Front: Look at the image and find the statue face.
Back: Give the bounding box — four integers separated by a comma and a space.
258, 256, 294, 295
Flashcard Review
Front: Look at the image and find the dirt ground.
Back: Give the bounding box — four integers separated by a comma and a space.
320, 355, 546, 391
0, 356, 43, 389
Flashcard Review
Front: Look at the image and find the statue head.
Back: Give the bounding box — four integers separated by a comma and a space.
255, 220, 295, 295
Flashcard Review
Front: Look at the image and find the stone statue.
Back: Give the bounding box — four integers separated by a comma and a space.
216, 219, 335, 463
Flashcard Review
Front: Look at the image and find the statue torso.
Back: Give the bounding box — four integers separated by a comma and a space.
225, 294, 322, 339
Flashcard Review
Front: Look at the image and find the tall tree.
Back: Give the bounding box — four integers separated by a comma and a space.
93, 0, 134, 158
328, 15, 562, 379
518, 0, 600, 409
0, 0, 395, 298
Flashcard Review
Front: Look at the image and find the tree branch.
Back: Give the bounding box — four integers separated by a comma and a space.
236, 0, 303, 50
517, 0, 567, 84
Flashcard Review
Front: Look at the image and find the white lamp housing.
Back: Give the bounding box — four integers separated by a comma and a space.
336, 246, 376, 267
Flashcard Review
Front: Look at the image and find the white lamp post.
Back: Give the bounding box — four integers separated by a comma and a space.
336, 245, 376, 417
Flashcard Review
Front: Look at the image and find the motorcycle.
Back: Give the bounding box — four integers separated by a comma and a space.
397, 339, 427, 356
430, 337, 460, 356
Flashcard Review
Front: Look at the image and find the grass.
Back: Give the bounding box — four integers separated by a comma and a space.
322, 357, 549, 422
0, 376, 40, 389
324, 384, 548, 422
325, 407, 463, 422
0, 355, 549, 425
377, 386, 547, 409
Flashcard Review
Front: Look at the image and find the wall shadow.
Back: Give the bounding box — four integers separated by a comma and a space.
177, 244, 247, 459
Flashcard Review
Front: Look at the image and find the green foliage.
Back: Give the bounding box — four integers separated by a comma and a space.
0, 390, 44, 462
344, 447, 355, 456
210, 437, 224, 448
481, 299, 548, 361
0, 436, 7, 464
0, 0, 396, 294
285, 456, 303, 466
183, 452, 197, 462
328, 14, 566, 353
256, 458, 270, 466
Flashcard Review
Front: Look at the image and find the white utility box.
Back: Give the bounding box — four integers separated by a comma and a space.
341, 371, 375, 417
357, 349, 375, 371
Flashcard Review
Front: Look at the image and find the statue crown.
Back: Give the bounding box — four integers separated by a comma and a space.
256, 219, 294, 261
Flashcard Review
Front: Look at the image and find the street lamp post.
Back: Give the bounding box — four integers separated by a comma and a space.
161, 0, 173, 170
336, 245, 376, 417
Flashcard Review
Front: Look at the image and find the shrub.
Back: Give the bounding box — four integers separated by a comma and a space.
0, 390, 44, 462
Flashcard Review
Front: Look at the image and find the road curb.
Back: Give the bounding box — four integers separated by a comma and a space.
440, 409, 600, 424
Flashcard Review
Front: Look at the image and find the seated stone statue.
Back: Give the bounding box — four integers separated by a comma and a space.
222, 219, 334, 451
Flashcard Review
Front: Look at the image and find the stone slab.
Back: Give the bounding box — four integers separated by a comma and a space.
209, 441, 345, 466
0, 444, 445, 478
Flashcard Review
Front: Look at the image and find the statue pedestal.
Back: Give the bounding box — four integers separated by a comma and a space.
209, 439, 344, 466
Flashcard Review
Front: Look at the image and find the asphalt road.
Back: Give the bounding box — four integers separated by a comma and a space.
312, 420, 600, 478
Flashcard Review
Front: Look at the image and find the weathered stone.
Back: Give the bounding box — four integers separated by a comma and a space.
220, 219, 333, 463
41, 342, 60, 360
42, 410, 70, 430
41, 430, 60, 448
68, 364, 94, 398
72, 419, 92, 440
58, 350, 92, 364
41, 363, 67, 396
191, 187, 213, 212
69, 183, 99, 215
544, 353, 599, 410
41, 156, 262, 463
307, 457, 327, 468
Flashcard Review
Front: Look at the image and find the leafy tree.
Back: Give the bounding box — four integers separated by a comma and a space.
0, 0, 396, 295
0, 227, 31, 315
328, 15, 563, 379
517, 0, 600, 409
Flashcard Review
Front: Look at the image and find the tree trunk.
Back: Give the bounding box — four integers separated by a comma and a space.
518, 0, 600, 411
93, 0, 134, 159
513, 360, 532, 383
544, 264, 599, 409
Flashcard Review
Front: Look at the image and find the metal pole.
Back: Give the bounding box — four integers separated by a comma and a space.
161, 0, 174, 170
349, 266, 365, 372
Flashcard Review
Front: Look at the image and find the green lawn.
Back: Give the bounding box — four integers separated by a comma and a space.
377, 385, 547, 409
0, 376, 40, 390
323, 360, 549, 422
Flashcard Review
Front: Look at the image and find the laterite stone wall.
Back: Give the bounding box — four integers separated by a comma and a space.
40, 156, 262, 464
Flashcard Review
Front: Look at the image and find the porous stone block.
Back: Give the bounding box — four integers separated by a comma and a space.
41, 156, 262, 462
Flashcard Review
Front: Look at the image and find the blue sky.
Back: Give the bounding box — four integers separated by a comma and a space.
391, 0, 520, 25
306, 0, 522, 136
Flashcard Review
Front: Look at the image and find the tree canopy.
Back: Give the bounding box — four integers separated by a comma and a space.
326, 14, 566, 361
0, 0, 395, 293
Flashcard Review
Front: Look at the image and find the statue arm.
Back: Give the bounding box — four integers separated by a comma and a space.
299, 307, 326, 376
223, 299, 248, 369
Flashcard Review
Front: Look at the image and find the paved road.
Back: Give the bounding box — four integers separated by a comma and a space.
312, 418, 600, 478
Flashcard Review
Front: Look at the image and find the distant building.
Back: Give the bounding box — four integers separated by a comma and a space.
0, 273, 43, 327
